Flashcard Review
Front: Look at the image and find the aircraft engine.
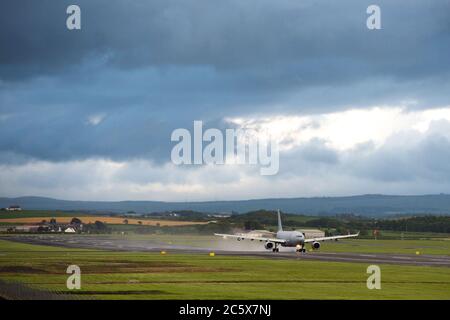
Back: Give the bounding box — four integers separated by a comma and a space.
264, 242, 274, 250
312, 241, 321, 250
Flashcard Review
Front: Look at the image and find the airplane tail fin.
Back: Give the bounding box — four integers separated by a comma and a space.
277, 209, 283, 232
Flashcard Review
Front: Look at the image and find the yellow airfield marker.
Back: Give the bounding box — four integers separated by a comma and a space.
416, 251, 420, 255
160, 251, 166, 255
209, 252, 215, 257
309, 249, 313, 252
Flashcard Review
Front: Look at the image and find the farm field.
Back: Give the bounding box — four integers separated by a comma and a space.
0, 239, 450, 299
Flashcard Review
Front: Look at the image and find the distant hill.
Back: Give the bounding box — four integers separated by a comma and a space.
2, 194, 450, 216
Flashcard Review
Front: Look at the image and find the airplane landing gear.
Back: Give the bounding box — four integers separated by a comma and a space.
272, 246, 279, 253
296, 245, 306, 253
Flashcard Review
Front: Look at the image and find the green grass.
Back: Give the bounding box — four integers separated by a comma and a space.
360, 230, 450, 240
1, 239, 450, 299
318, 239, 450, 256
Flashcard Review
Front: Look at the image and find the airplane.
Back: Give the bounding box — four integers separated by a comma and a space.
215, 210, 359, 253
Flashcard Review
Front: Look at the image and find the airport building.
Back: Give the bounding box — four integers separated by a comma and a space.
238, 229, 325, 239
5, 205, 22, 211
300, 229, 325, 239
239, 230, 275, 238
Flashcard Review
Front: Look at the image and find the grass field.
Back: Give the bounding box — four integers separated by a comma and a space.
317, 238, 450, 255
368, 230, 450, 240
0, 239, 449, 299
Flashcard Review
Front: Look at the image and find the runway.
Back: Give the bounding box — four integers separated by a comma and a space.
2, 234, 450, 267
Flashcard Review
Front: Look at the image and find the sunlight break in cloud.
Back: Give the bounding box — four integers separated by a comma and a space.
226, 106, 450, 151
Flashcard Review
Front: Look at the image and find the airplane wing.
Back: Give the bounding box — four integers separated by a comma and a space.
214, 233, 286, 244
303, 232, 360, 243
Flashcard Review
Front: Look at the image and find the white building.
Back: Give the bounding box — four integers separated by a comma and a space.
300, 229, 325, 239
239, 230, 276, 238
6, 205, 22, 211
240, 229, 325, 239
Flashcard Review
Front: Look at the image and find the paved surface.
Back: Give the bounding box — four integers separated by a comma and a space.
2, 234, 450, 267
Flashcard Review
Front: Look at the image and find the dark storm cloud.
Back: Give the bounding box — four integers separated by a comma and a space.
0, 67, 242, 163
1, 0, 450, 83
1, 0, 450, 166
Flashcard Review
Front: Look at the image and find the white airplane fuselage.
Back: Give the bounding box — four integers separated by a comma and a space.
276, 230, 305, 247
214, 210, 359, 253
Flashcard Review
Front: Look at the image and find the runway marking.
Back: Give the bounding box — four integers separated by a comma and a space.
431, 258, 450, 262
392, 256, 412, 260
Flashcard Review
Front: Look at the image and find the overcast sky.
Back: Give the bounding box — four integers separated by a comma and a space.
1, 0, 450, 201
